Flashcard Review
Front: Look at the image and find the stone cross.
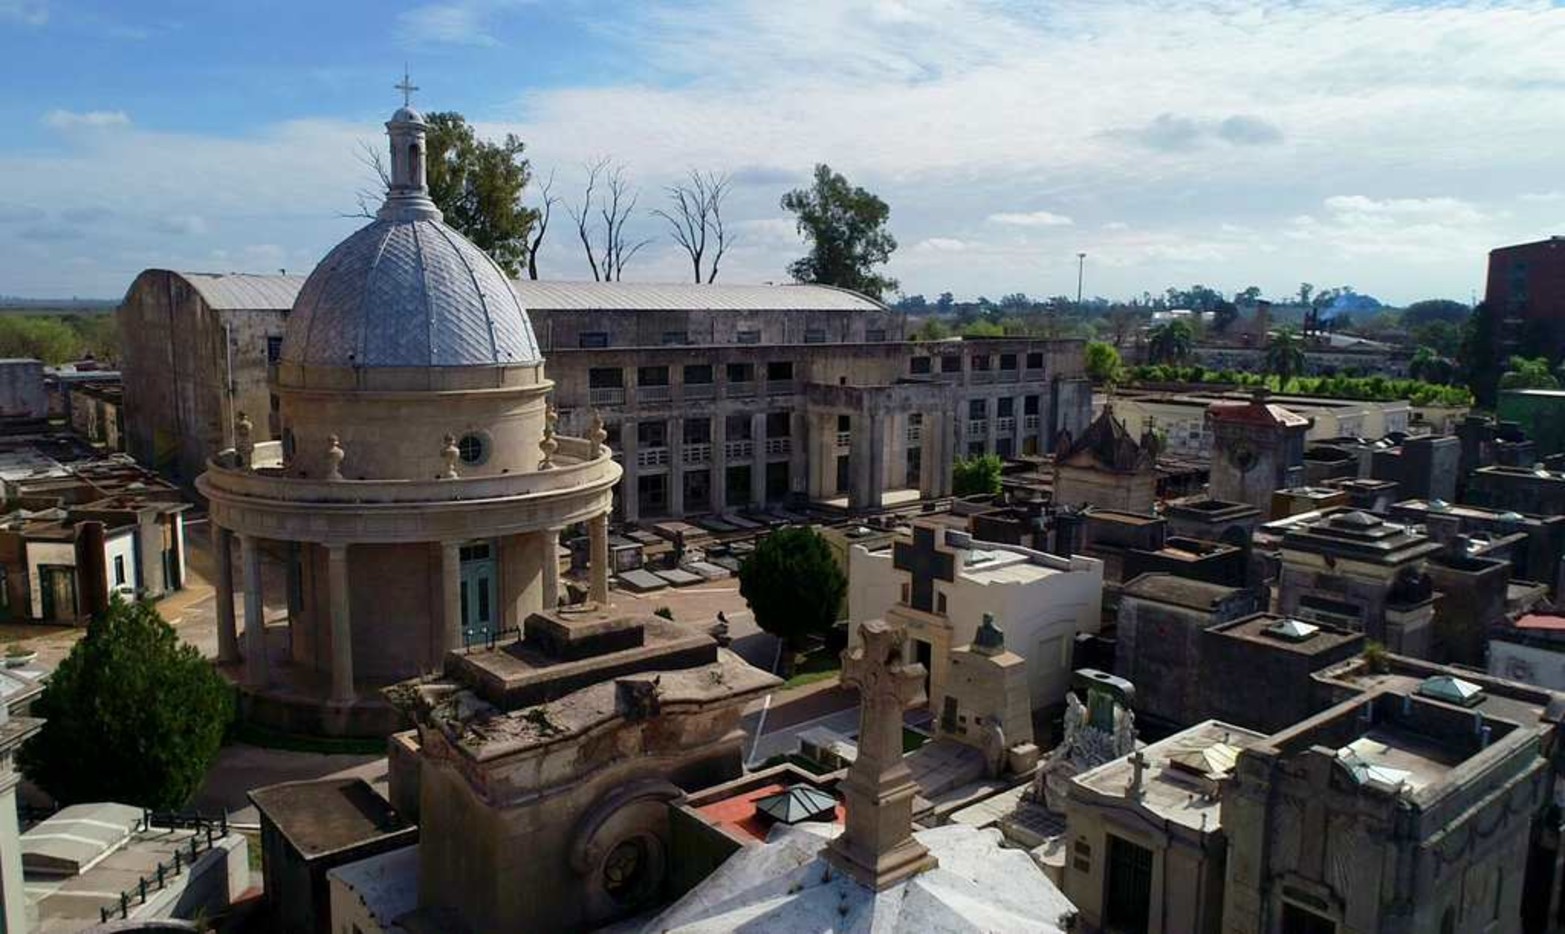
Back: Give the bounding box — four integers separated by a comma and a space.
1127, 748, 1148, 799
892, 525, 955, 614
441, 434, 460, 479
395, 67, 418, 108
325, 435, 345, 481
826, 619, 938, 890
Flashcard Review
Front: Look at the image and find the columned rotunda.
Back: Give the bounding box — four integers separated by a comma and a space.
197, 100, 620, 735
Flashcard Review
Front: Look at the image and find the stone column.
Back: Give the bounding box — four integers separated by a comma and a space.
851, 409, 887, 510
790, 409, 809, 502
984, 396, 998, 454
669, 415, 685, 518
1014, 393, 1029, 455
0, 770, 24, 934
542, 527, 562, 610
620, 418, 639, 524
711, 414, 728, 514
212, 524, 239, 664
327, 543, 354, 703
750, 412, 767, 506
441, 542, 462, 652
239, 533, 267, 687
589, 513, 610, 605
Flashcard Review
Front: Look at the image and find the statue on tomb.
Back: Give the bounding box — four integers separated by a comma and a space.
1032, 669, 1138, 812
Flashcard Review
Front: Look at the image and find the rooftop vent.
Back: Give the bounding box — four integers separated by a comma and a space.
1167, 741, 1240, 780
753, 785, 838, 825
1263, 618, 1320, 642
1415, 674, 1485, 707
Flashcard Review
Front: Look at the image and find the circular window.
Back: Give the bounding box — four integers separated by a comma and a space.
457, 433, 487, 465
601, 834, 664, 907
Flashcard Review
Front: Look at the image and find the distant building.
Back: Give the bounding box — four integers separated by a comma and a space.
1489, 613, 1565, 692
1484, 236, 1565, 361
1207, 392, 1309, 513
1051, 405, 1159, 514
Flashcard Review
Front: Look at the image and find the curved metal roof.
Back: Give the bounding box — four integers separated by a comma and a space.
175, 272, 306, 311
282, 217, 542, 368
511, 280, 886, 312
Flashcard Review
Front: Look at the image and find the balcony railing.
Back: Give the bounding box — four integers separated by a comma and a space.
727, 381, 757, 398
636, 447, 670, 468
1023, 414, 1040, 431
725, 439, 754, 459
997, 369, 1020, 383
967, 420, 988, 439
638, 385, 672, 403
683, 443, 712, 466
835, 431, 852, 448
765, 437, 791, 457
996, 416, 1016, 434
906, 426, 922, 444
971, 370, 996, 385
588, 387, 626, 406
683, 383, 716, 401
1023, 367, 1045, 382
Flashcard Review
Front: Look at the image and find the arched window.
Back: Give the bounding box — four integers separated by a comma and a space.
409, 143, 422, 188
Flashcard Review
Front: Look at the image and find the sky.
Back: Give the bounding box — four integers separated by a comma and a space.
2, 0, 1564, 304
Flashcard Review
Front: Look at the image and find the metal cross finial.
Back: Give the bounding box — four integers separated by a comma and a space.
395, 66, 419, 108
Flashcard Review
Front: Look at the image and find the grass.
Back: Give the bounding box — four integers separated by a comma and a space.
227, 720, 387, 756
780, 645, 843, 691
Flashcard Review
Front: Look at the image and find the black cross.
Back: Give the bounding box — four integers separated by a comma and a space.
893, 525, 955, 613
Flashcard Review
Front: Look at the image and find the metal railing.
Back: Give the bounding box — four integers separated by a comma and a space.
967, 420, 988, 439
683, 443, 712, 465
727, 381, 757, 397
588, 387, 626, 406
99, 812, 230, 924
970, 370, 996, 384
725, 439, 754, 459
637, 385, 672, 403
683, 383, 716, 401
998, 369, 1020, 383
996, 416, 1017, 434
463, 625, 522, 652
835, 431, 852, 448
1023, 414, 1041, 431
636, 447, 670, 468
764, 437, 791, 456
906, 426, 922, 444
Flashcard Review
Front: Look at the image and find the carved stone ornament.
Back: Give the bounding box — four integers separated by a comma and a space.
325, 434, 345, 481
540, 404, 559, 469
235, 411, 255, 470
441, 433, 460, 479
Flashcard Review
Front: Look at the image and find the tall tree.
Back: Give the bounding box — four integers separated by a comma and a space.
652, 169, 734, 283
738, 527, 846, 674
1085, 341, 1122, 384
1264, 328, 1307, 384
781, 164, 898, 300
20, 598, 233, 809
1499, 355, 1559, 390
1459, 302, 1504, 406
524, 169, 558, 280
568, 158, 651, 282
1146, 319, 1194, 365
423, 113, 539, 278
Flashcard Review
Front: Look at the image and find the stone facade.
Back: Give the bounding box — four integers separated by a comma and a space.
0, 669, 42, 934
935, 613, 1035, 777
1198, 614, 1363, 735
1467, 463, 1565, 519
1115, 573, 1262, 729
1206, 393, 1309, 513
1051, 405, 1158, 514
1108, 389, 1408, 460
1390, 499, 1565, 595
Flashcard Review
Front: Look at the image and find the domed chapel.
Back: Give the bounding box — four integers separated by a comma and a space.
197, 95, 620, 736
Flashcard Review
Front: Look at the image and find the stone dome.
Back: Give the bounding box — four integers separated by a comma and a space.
281, 217, 542, 368
280, 101, 542, 369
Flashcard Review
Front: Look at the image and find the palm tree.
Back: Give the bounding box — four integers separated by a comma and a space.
1146, 319, 1193, 365
1264, 328, 1306, 385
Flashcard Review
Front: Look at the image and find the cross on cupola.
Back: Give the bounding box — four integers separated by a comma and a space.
893, 524, 955, 614
395, 67, 419, 108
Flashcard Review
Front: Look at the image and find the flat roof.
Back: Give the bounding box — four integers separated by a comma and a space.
1074, 720, 1266, 831
247, 778, 413, 860
1208, 613, 1363, 656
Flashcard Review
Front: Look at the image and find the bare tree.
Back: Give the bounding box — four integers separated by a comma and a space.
524, 169, 558, 280
652, 170, 734, 283
346, 140, 392, 219
567, 158, 651, 281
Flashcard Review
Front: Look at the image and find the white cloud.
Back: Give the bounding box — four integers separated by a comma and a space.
43, 109, 130, 130
988, 211, 1074, 228
152, 213, 208, 236
914, 237, 970, 252
396, 2, 529, 47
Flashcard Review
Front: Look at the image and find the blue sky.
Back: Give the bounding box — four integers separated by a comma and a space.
3, 0, 1565, 303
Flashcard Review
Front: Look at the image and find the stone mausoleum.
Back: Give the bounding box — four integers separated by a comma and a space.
197, 100, 620, 736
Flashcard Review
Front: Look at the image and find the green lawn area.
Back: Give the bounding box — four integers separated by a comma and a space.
781, 645, 842, 691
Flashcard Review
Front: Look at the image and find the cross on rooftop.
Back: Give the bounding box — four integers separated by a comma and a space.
893, 524, 955, 614
395, 66, 419, 107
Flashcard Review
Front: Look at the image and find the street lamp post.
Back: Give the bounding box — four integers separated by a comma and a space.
1076, 251, 1086, 309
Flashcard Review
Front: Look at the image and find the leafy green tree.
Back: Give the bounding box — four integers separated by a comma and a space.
952, 453, 1004, 497
738, 528, 847, 664
1084, 341, 1121, 384
1264, 328, 1307, 384
424, 112, 539, 277
935, 292, 955, 314
1401, 299, 1470, 327
1460, 302, 1504, 406
1499, 355, 1559, 390
1146, 319, 1194, 365
0, 316, 79, 364
20, 598, 233, 809
1409, 347, 1455, 385
781, 164, 898, 300
911, 318, 950, 341
960, 320, 1005, 338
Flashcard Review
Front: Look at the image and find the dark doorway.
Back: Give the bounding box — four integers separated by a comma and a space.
1281, 902, 1337, 934
836, 454, 851, 495
915, 639, 933, 697
1104, 834, 1153, 934
765, 461, 790, 502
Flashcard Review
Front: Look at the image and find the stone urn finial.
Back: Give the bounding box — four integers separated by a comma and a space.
325, 434, 345, 481
539, 404, 559, 470
234, 411, 255, 470
441, 434, 460, 479
588, 410, 607, 460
